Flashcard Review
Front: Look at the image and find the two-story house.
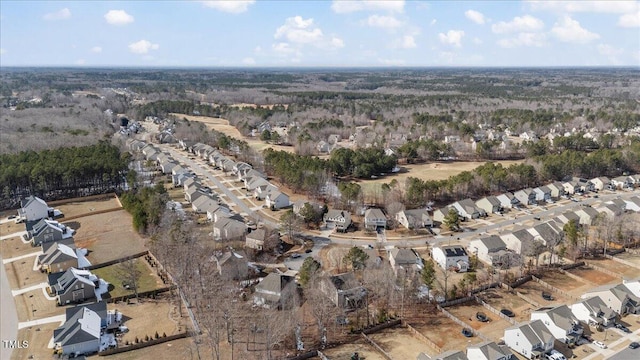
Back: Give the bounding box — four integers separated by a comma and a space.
582, 283, 640, 315
29, 219, 75, 247
388, 248, 422, 275
569, 296, 617, 327
469, 235, 509, 266
320, 272, 367, 309
467, 341, 514, 360
324, 210, 352, 232
496, 192, 520, 210
18, 195, 51, 222
476, 196, 503, 215
364, 208, 387, 231
254, 273, 296, 310
432, 245, 469, 272
395, 209, 433, 230
504, 320, 554, 359
530, 305, 583, 345
452, 199, 486, 220
514, 189, 537, 206
49, 268, 101, 306
38, 242, 79, 274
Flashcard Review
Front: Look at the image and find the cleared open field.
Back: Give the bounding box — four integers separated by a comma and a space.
109, 336, 196, 360
92, 257, 165, 299
0, 218, 26, 238
537, 271, 592, 296
321, 339, 386, 360
446, 302, 513, 342
369, 327, 432, 360
586, 258, 639, 278
4, 254, 43, 289
55, 195, 121, 219
73, 209, 147, 265
567, 266, 619, 286
171, 113, 295, 153
479, 288, 535, 323
116, 298, 186, 346
615, 252, 640, 269
11, 322, 59, 360
517, 280, 569, 306
409, 309, 471, 353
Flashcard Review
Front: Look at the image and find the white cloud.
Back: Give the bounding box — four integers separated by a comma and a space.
330, 37, 345, 48
274, 16, 344, 50
272, 42, 296, 54
104, 10, 134, 25
492, 15, 544, 34
91, 46, 102, 53
527, 1, 638, 14
551, 16, 600, 43
43, 8, 71, 21
430, 19, 437, 26
128, 40, 159, 54
242, 57, 256, 65
438, 30, 464, 47
200, 1, 255, 14
618, 11, 640, 27
438, 51, 455, 64
497, 32, 547, 48
465, 10, 486, 25
392, 35, 416, 49
331, 0, 405, 14
597, 44, 625, 65
366, 15, 403, 29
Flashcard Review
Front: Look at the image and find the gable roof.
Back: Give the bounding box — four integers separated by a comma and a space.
247, 229, 266, 241
40, 242, 78, 265
390, 248, 419, 265
256, 273, 294, 295
468, 341, 514, 360
54, 304, 104, 347
438, 245, 468, 257
329, 272, 362, 291
52, 268, 97, 294
507, 319, 554, 346
364, 208, 385, 219
477, 235, 507, 252
533, 305, 579, 330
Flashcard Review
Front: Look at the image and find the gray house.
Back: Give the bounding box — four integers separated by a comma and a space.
49, 268, 99, 306
320, 272, 367, 309
213, 217, 248, 241
53, 302, 107, 357
395, 209, 432, 230
364, 208, 387, 230
476, 196, 503, 214
39, 242, 79, 274
324, 210, 352, 232
214, 250, 249, 280
514, 188, 537, 206
30, 219, 75, 246
254, 273, 296, 309
18, 195, 51, 222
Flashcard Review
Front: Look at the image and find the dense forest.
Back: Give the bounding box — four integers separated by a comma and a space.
0, 142, 130, 209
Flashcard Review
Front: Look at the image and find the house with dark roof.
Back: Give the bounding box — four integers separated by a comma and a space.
528, 222, 563, 246
530, 305, 583, 345
364, 208, 387, 230
214, 250, 249, 280
432, 245, 469, 272
320, 272, 367, 309
452, 198, 486, 220
546, 182, 566, 199
570, 296, 617, 327
254, 273, 296, 309
501, 229, 539, 256
265, 190, 289, 210
29, 219, 75, 246
324, 210, 352, 232
422, 350, 468, 360
49, 268, 100, 306
467, 341, 514, 360
213, 217, 248, 241
503, 320, 554, 359
532, 186, 552, 203
582, 283, 640, 315
39, 242, 79, 274
469, 235, 510, 265
573, 206, 601, 225
388, 248, 422, 275
53, 302, 107, 356
245, 229, 266, 250
395, 209, 433, 230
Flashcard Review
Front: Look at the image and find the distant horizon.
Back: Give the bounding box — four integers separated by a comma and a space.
1, 1, 638, 67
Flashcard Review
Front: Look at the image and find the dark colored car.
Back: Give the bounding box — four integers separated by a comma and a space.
500, 309, 515, 317
476, 312, 489, 322
629, 342, 639, 349
615, 323, 631, 333
462, 328, 473, 337
542, 292, 554, 301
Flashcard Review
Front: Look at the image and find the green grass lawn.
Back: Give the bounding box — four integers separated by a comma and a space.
93, 257, 161, 298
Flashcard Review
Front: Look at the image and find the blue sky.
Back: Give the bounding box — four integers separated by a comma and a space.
1, 0, 639, 67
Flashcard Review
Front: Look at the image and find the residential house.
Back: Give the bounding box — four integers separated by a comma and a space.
424, 350, 468, 360
562, 181, 579, 195
178, 139, 195, 151
582, 283, 640, 315
320, 272, 367, 309
206, 203, 230, 222
29, 219, 75, 246
432, 207, 456, 224
530, 305, 583, 345
214, 250, 249, 280
39, 242, 79, 274
623, 196, 640, 212
547, 182, 566, 199
18, 195, 51, 222
182, 177, 200, 192
265, 190, 289, 210
569, 296, 617, 327
514, 189, 537, 206
159, 159, 178, 174
254, 273, 296, 309
476, 196, 503, 215
501, 229, 539, 256
503, 320, 554, 359
496, 192, 520, 209
316, 140, 330, 153
431, 245, 469, 272
172, 171, 195, 187
240, 168, 264, 184
324, 210, 352, 232
292, 200, 323, 216
232, 162, 252, 176
622, 279, 640, 298
213, 217, 248, 241
50, 268, 100, 306
328, 134, 341, 144
53, 302, 107, 356
532, 186, 552, 203
444, 135, 461, 143
254, 184, 278, 200
469, 236, 511, 266
185, 185, 206, 203
246, 177, 271, 192
191, 195, 219, 215
555, 211, 580, 225
590, 177, 611, 191
395, 209, 433, 230
467, 341, 514, 360
388, 248, 422, 275
611, 176, 633, 190
221, 158, 236, 173
528, 221, 563, 247
364, 208, 387, 230
246, 229, 266, 251
519, 131, 538, 141
452, 199, 486, 220
573, 206, 601, 225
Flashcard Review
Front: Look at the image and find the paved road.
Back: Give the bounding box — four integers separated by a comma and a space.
583, 325, 640, 360
162, 146, 278, 228
0, 253, 18, 360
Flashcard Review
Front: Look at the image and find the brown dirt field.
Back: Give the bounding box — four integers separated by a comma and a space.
14, 288, 60, 322
586, 258, 639, 278
615, 252, 640, 268
172, 113, 295, 153
478, 288, 535, 323
4, 255, 44, 289
109, 336, 197, 360
369, 327, 432, 360
567, 266, 619, 286
537, 271, 591, 296
72, 210, 148, 265
408, 309, 470, 352
10, 322, 59, 360
56, 196, 121, 219
0, 219, 26, 238
446, 302, 513, 342
115, 298, 187, 346
321, 339, 387, 360
0, 236, 38, 260
517, 280, 569, 306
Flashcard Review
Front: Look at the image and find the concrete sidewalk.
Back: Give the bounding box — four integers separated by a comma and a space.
0, 254, 18, 360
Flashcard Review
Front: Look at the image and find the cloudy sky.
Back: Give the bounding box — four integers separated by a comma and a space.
1, 0, 639, 67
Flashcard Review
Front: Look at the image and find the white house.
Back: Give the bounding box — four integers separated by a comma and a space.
569, 297, 617, 327
469, 235, 508, 265
590, 177, 611, 191
395, 209, 433, 230
431, 245, 469, 272
514, 189, 537, 206
546, 182, 566, 199
623, 196, 640, 212
582, 283, 640, 315
364, 208, 387, 231
532, 186, 552, 203
530, 305, 583, 345
496, 193, 520, 209
503, 320, 554, 359
265, 190, 289, 210
611, 176, 633, 189
476, 196, 503, 214
324, 210, 351, 232
18, 196, 52, 222
467, 341, 514, 360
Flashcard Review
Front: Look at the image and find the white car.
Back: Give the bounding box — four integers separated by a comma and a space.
593, 341, 607, 349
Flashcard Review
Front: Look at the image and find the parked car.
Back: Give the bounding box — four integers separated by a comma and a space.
542, 292, 554, 301
545, 349, 567, 360
615, 323, 631, 333
462, 328, 473, 337
7, 215, 16, 220
476, 312, 489, 322
592, 341, 607, 349
500, 309, 515, 317
290, 253, 301, 259
629, 342, 639, 349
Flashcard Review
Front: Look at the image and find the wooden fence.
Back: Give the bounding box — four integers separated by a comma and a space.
585, 262, 624, 280
285, 351, 319, 360
86, 251, 149, 270
361, 333, 393, 360
98, 332, 188, 356
514, 291, 541, 308
509, 275, 533, 289
437, 305, 491, 342
532, 275, 581, 302
405, 323, 442, 353
474, 296, 517, 325
604, 254, 640, 269
48, 193, 118, 206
